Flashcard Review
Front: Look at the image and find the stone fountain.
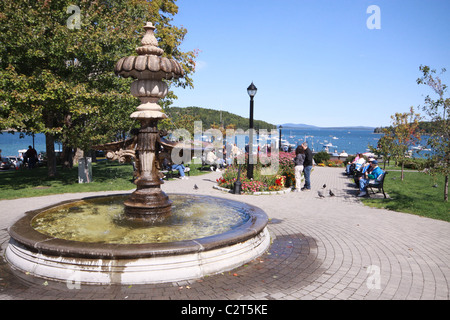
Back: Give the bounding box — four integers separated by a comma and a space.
114, 22, 184, 223
5, 23, 270, 285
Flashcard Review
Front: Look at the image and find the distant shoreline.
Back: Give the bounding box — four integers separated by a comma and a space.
278, 125, 376, 130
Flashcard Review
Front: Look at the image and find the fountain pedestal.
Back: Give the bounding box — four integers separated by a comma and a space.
115, 22, 184, 222
123, 119, 172, 222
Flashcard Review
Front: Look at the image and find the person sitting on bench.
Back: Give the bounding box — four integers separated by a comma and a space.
172, 163, 189, 179
354, 158, 375, 187
161, 157, 189, 180
346, 153, 361, 174
206, 150, 224, 171
358, 160, 384, 197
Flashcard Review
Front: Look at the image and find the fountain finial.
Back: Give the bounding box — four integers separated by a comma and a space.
115, 22, 184, 80
136, 22, 164, 56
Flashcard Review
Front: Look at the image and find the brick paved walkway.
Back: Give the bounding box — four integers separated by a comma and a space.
1, 166, 449, 300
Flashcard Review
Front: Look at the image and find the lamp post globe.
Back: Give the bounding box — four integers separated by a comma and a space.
247, 82, 257, 98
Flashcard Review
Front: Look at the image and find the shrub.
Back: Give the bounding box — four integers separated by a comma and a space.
399, 158, 429, 170
279, 151, 295, 187
314, 151, 330, 164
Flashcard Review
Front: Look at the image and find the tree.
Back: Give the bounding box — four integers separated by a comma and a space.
385, 107, 422, 181
417, 65, 450, 202
0, 0, 196, 176
369, 133, 395, 169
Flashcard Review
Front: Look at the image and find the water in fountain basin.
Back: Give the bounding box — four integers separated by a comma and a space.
31, 195, 250, 244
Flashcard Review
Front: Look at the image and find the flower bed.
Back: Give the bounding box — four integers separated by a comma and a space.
327, 159, 344, 167
317, 159, 345, 167
215, 152, 296, 194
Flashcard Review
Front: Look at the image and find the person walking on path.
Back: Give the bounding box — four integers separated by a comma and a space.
293, 146, 305, 192
301, 142, 313, 191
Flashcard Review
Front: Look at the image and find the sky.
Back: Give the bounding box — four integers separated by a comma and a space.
169, 0, 449, 128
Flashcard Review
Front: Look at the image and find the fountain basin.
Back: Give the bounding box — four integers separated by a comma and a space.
6, 194, 270, 285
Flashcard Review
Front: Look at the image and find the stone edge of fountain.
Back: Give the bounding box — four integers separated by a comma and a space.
6, 193, 269, 259
5, 193, 271, 285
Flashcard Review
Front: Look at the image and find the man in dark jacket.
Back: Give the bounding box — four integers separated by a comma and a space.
24, 145, 38, 169
301, 142, 313, 190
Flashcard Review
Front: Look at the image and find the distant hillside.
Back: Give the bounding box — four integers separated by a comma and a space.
373, 121, 434, 134
166, 106, 276, 130
281, 123, 375, 130
280, 123, 319, 129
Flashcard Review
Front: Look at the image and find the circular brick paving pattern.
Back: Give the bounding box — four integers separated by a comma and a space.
1, 167, 449, 300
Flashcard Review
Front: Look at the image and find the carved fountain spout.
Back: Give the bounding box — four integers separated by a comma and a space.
114, 22, 184, 222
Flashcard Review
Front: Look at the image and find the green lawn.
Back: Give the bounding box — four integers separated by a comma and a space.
1, 161, 449, 223
361, 170, 449, 222
0, 161, 207, 200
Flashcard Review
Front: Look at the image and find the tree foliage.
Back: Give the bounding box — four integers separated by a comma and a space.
0, 0, 196, 176
162, 106, 276, 135
417, 65, 449, 201
369, 133, 395, 169
374, 120, 440, 134
383, 107, 422, 181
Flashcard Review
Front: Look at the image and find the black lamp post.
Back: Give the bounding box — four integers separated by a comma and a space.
232, 164, 242, 194
247, 82, 257, 179
278, 125, 283, 151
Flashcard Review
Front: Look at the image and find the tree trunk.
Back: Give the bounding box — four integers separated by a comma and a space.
44, 111, 57, 177
445, 175, 448, 202
45, 132, 57, 177
61, 145, 74, 169
401, 161, 404, 181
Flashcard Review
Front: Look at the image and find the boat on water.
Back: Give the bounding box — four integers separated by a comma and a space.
254, 135, 296, 151
323, 142, 337, 148
411, 145, 431, 152
281, 139, 296, 150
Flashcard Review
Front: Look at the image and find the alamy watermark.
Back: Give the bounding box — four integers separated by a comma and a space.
367, 5, 381, 30
65, 5, 381, 31
66, 267, 81, 289
170, 121, 281, 176
366, 265, 381, 290
66, 5, 81, 30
